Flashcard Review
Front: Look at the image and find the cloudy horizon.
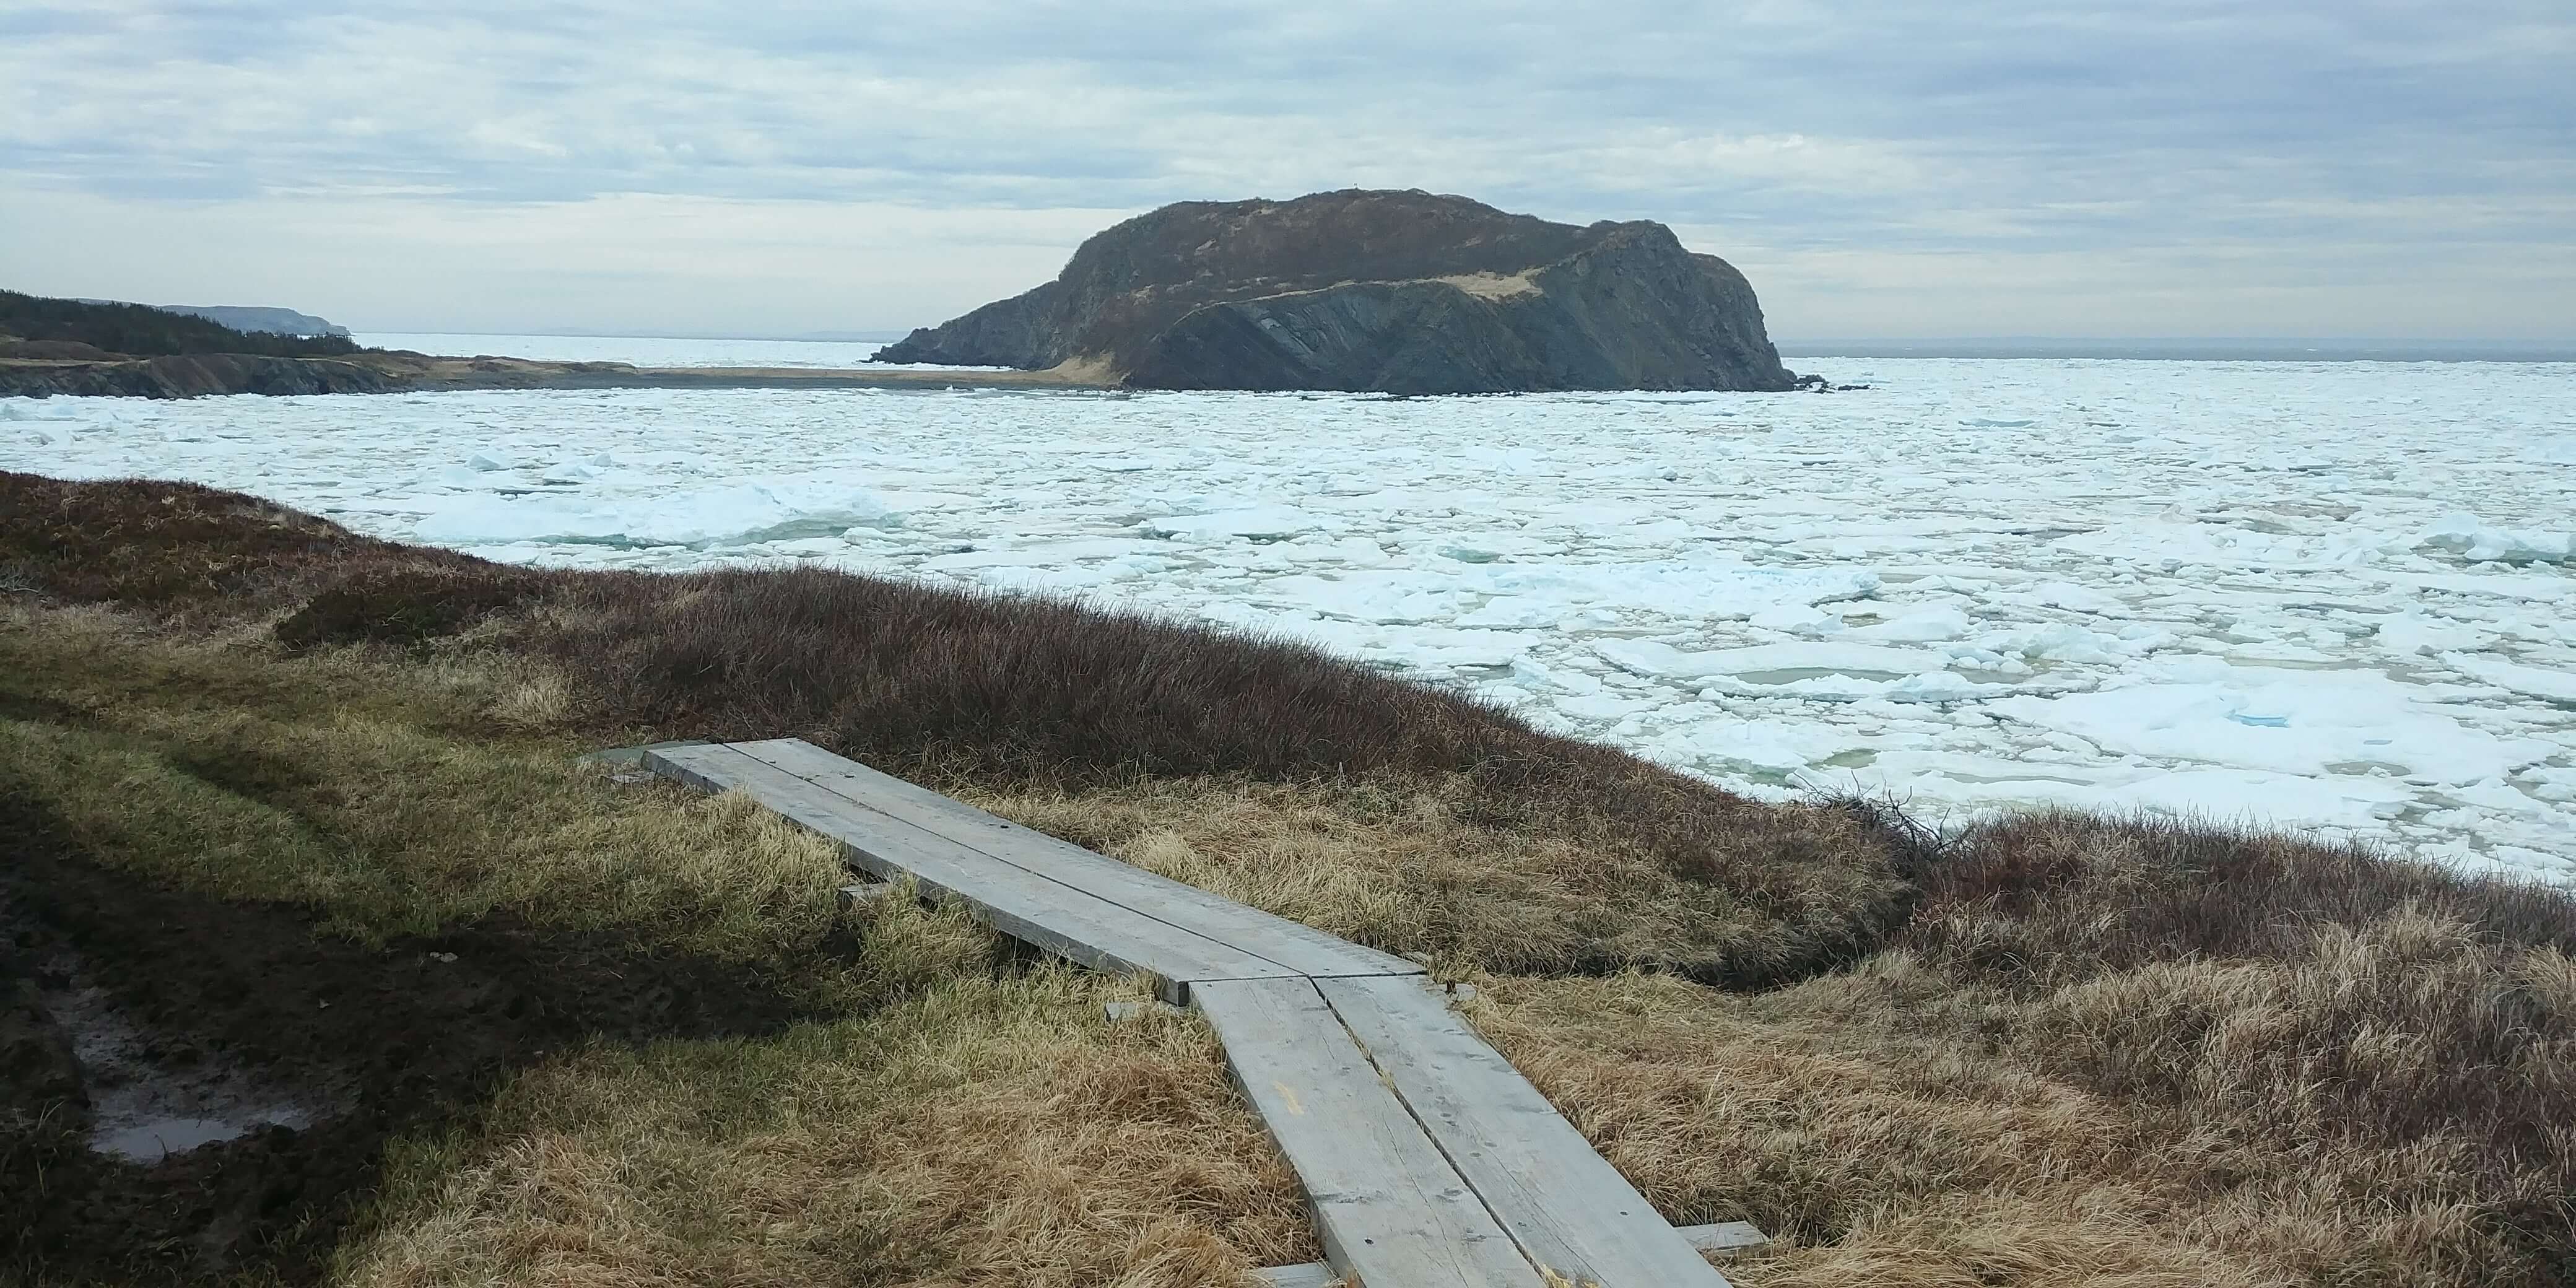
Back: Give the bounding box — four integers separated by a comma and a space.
4, 1, 2570, 340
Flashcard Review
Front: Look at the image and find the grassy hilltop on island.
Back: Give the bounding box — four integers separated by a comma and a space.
2, 469, 2572, 1287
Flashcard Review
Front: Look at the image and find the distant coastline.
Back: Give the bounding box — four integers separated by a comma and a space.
1778, 337, 2576, 362
378, 328, 910, 344
378, 332, 2576, 363
0, 350, 1097, 399
1, 296, 1055, 398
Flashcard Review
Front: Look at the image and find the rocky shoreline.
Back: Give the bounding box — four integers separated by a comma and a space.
0, 354, 409, 398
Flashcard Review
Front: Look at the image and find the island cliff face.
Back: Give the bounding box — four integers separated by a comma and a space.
874, 190, 1796, 394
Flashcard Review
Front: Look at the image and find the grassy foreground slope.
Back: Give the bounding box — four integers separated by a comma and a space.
2, 469, 2570, 1287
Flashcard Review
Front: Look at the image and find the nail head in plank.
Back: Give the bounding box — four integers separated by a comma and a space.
1191, 977, 1544, 1288
642, 744, 1300, 996
1315, 975, 1733, 1288
725, 739, 1421, 981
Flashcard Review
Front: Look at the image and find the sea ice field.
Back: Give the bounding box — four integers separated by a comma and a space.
8, 352, 2573, 879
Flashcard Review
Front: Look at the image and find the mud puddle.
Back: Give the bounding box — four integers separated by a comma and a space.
40, 957, 318, 1162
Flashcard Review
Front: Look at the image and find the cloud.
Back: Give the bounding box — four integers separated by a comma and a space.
1, 1, 2568, 336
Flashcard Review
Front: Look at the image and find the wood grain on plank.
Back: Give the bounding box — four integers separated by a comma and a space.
642, 744, 1300, 993
1193, 977, 1544, 1288
1316, 975, 1734, 1288
728, 738, 1421, 980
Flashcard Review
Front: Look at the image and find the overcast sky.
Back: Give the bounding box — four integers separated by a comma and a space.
4, 1, 2570, 339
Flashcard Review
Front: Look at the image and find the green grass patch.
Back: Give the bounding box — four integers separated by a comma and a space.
1, 606, 843, 967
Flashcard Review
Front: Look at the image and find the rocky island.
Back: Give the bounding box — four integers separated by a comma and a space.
6, 194, 1799, 400
874, 189, 1797, 394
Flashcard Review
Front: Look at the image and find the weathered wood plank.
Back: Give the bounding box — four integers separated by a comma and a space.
640, 739, 1750, 1283
642, 744, 1300, 996
1191, 977, 1544, 1288
1250, 1263, 1341, 1288
1256, 1222, 1765, 1287
1316, 975, 1733, 1288
574, 739, 713, 768
726, 739, 1422, 981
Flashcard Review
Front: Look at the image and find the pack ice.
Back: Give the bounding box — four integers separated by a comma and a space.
8, 355, 2571, 881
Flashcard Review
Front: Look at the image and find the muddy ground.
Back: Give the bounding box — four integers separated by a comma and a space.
0, 791, 824, 1286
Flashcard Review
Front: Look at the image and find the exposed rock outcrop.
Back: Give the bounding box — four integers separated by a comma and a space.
0, 354, 405, 399
875, 189, 1795, 394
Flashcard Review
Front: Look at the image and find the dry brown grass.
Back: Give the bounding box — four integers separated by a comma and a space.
973, 773, 1886, 980
0, 472, 490, 622
1466, 812, 2576, 1288
523, 565, 1918, 985
343, 933, 1311, 1288
1, 603, 1314, 1287
9, 471, 2575, 1287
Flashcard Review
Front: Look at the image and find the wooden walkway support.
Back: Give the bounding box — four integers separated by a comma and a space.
1255, 1224, 1771, 1287
637, 739, 1756, 1287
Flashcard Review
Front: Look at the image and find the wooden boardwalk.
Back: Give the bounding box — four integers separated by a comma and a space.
639, 739, 1749, 1287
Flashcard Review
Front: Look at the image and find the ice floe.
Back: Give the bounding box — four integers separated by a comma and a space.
1138, 505, 1329, 541
415, 475, 907, 546
2417, 513, 2575, 565
1988, 659, 2552, 785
